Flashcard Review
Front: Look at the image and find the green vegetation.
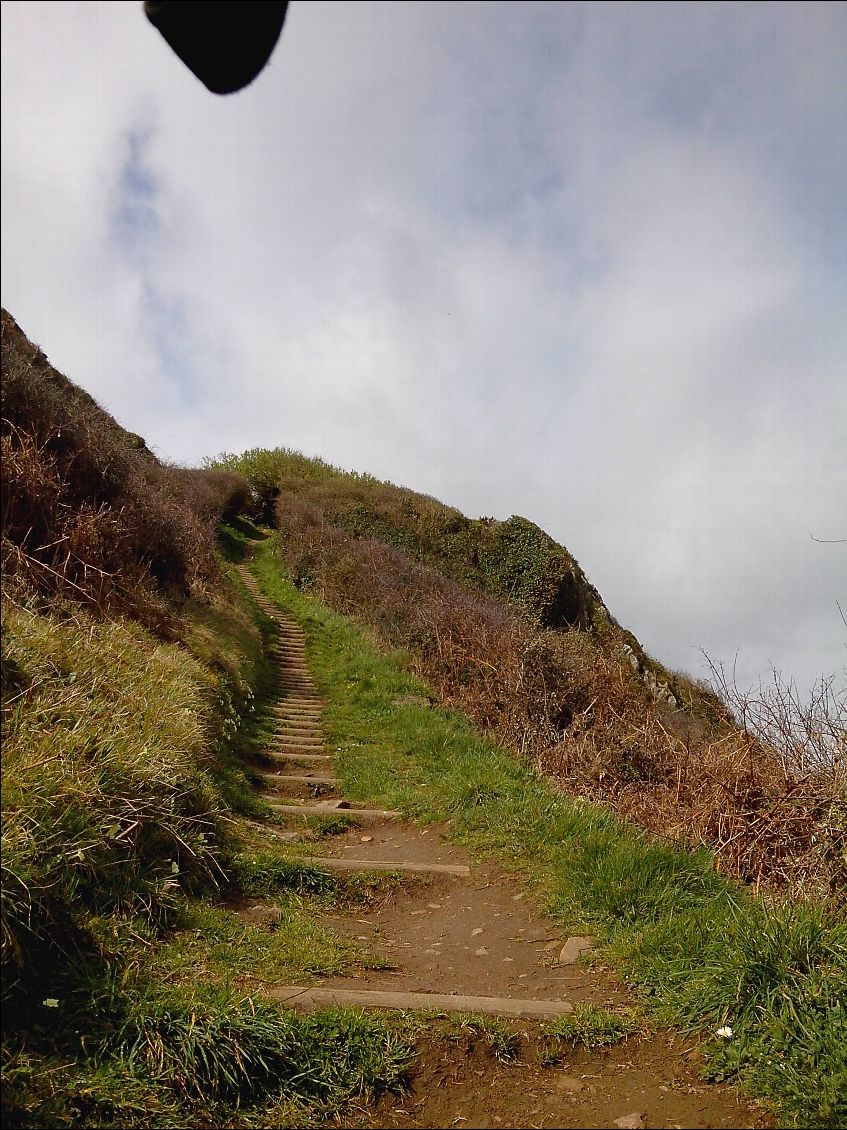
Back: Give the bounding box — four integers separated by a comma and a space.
1, 315, 418, 1129
3, 982, 414, 1129
151, 896, 389, 986
249, 536, 846, 1128
213, 445, 608, 631
544, 1004, 640, 1053
245, 448, 843, 899
447, 1015, 522, 1061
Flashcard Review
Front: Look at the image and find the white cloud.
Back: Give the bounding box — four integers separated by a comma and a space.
2, 0, 844, 695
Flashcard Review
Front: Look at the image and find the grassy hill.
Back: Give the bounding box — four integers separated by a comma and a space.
2, 310, 844, 1128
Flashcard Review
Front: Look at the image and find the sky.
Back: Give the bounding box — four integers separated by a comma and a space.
2, 1, 845, 699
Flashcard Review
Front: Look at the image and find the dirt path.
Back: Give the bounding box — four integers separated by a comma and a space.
236, 563, 771, 1129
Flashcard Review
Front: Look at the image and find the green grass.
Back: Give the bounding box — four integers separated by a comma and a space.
3, 981, 416, 1128
1, 551, 416, 1129
447, 1015, 521, 1061
543, 1004, 640, 1054
249, 535, 847, 1129
149, 897, 388, 986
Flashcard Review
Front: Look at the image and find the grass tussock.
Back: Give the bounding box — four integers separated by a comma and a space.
0, 594, 228, 998
2, 980, 414, 1128
544, 1003, 640, 1052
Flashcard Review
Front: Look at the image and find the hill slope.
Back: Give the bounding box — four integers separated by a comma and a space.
2, 311, 843, 1129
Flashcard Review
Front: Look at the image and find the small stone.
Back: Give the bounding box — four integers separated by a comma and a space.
427, 903, 442, 910
471, 927, 484, 936
613, 1114, 644, 1129
360, 835, 374, 843
475, 946, 489, 956
512, 892, 526, 900
558, 936, 594, 965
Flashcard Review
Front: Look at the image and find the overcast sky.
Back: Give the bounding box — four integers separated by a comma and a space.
2, 1, 845, 698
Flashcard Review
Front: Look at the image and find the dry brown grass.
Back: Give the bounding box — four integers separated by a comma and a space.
1, 310, 251, 634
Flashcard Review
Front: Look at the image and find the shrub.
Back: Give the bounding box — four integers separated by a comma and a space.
1, 309, 251, 633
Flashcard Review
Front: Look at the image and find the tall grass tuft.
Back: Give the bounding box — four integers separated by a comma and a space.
1, 595, 227, 997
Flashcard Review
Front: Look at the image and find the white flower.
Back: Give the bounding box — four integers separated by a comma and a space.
716, 1026, 733, 1038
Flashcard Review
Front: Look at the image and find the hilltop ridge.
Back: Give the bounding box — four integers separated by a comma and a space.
212, 446, 690, 714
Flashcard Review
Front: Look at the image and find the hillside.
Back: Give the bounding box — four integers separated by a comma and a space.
1, 311, 844, 1129
212, 447, 843, 896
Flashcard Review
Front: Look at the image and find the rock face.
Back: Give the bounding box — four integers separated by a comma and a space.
620, 643, 678, 710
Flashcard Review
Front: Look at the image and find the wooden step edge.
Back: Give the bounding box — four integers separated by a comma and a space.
294, 857, 471, 876
269, 803, 403, 820
268, 987, 574, 1019
269, 723, 324, 730
265, 754, 334, 763
268, 736, 325, 743
269, 708, 323, 714
261, 773, 339, 785
269, 702, 323, 709
268, 743, 327, 752
268, 732, 325, 740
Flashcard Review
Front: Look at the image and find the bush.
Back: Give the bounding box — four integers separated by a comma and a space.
1, 309, 251, 633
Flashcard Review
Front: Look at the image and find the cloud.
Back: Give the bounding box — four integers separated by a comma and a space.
2, 0, 844, 696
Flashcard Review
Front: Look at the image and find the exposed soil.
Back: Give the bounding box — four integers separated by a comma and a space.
236, 561, 773, 1130
356, 1023, 770, 1130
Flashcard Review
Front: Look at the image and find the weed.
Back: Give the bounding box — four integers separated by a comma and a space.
448, 1014, 521, 1061
305, 814, 357, 837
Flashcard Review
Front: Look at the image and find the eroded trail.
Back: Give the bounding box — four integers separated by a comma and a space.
236, 562, 769, 1129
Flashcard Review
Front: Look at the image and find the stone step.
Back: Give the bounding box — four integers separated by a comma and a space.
268, 987, 574, 1019
270, 728, 323, 736
269, 732, 324, 740
271, 714, 322, 722
270, 702, 322, 709
295, 857, 471, 877
270, 745, 326, 754
269, 802, 402, 820
272, 718, 325, 727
